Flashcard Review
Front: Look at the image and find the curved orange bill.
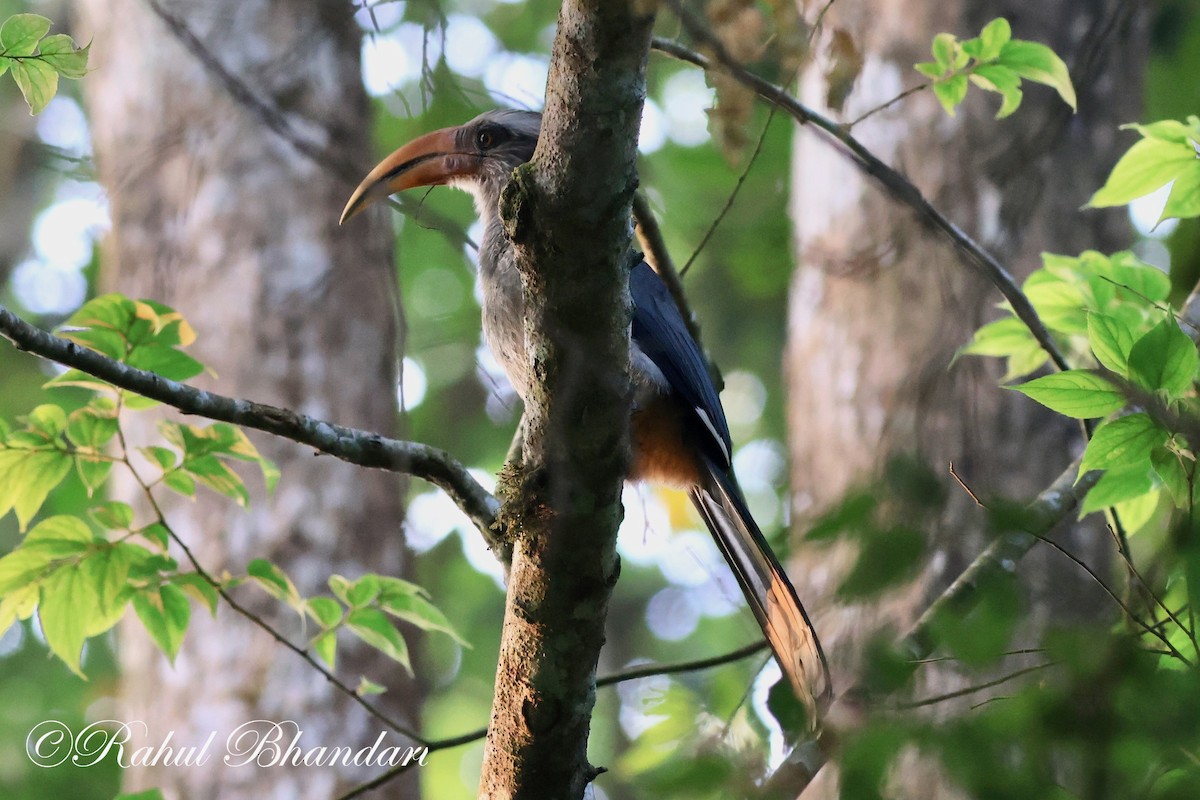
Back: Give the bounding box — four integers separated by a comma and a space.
339, 126, 478, 224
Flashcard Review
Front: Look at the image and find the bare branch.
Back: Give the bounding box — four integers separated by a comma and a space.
0, 303, 501, 548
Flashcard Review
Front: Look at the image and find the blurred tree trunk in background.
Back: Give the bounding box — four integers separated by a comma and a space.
74, 1, 414, 797
788, 0, 1147, 795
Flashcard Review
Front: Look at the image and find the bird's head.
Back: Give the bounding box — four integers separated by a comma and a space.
340, 109, 542, 224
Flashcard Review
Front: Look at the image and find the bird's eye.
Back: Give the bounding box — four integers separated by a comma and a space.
476, 129, 495, 150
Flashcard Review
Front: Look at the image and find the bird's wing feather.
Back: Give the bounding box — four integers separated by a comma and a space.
630, 260, 732, 469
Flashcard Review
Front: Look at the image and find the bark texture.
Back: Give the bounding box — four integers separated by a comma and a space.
74, 1, 412, 797
787, 1, 1147, 796
478, 2, 655, 797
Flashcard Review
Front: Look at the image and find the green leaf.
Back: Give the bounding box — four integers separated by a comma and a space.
0, 539, 84, 595
133, 584, 190, 663
969, 64, 1022, 118
1128, 315, 1198, 397
1087, 312, 1136, 376
43, 368, 117, 395
1003, 342, 1050, 382
140, 446, 179, 471
26, 515, 93, 544
1152, 447, 1191, 508
346, 608, 411, 673
1163, 162, 1200, 221
39, 563, 100, 678
346, 574, 381, 608
1128, 119, 1199, 144
1011, 370, 1124, 419
247, 558, 303, 611
1024, 272, 1088, 333
162, 469, 196, 497
25, 403, 67, 437
67, 404, 118, 451
914, 61, 942, 79
36, 33, 88, 79
933, 74, 968, 116
90, 501, 135, 530
1112, 490, 1161, 533
1078, 414, 1168, 476
171, 573, 219, 616
0, 14, 51, 56
0, 583, 39, 638
312, 629, 337, 669
11, 58, 57, 115
329, 574, 353, 605
837, 527, 925, 599
126, 344, 204, 382
959, 316, 1035, 358
378, 588, 469, 646
306, 596, 343, 628
1086, 137, 1198, 208
975, 18, 1011, 61
806, 492, 876, 542
1080, 465, 1156, 517
931, 33, 957, 69
58, 327, 127, 360
183, 455, 249, 506
997, 39, 1076, 110
63, 293, 135, 332
0, 448, 75, 531
1104, 252, 1172, 303
137, 522, 170, 550
83, 545, 132, 616
356, 677, 387, 697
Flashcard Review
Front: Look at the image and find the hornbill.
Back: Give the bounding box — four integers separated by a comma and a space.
341, 110, 831, 720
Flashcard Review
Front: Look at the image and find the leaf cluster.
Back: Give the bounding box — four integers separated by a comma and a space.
0, 14, 89, 114
0, 293, 463, 690
915, 18, 1076, 119
247, 562, 466, 684
964, 250, 1196, 530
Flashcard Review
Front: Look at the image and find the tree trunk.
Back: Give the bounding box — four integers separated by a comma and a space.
74, 1, 413, 797
787, 0, 1146, 796
478, 2, 654, 797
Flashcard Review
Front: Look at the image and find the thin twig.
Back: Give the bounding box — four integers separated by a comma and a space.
1030, 531, 1193, 667
680, 111, 776, 277
896, 662, 1055, 710
848, 82, 929, 128
948, 462, 984, 507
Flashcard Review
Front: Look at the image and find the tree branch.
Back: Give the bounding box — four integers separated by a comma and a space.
0, 303, 501, 548
650, 14, 1070, 373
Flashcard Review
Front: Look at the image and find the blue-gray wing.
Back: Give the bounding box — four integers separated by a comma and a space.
630, 260, 732, 470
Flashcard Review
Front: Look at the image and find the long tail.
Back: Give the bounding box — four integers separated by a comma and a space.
689, 457, 831, 724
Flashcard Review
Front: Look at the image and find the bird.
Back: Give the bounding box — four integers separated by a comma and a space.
340, 109, 831, 722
